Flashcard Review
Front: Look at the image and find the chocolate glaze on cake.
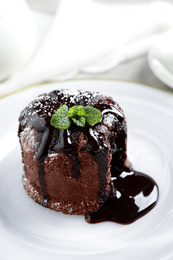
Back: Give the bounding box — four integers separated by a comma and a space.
18, 89, 159, 223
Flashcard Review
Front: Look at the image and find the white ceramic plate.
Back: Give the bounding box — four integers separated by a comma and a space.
0, 79, 173, 260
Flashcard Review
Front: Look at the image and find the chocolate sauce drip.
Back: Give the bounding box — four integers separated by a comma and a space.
91, 149, 109, 205
52, 128, 81, 178
79, 126, 109, 204
85, 169, 159, 224
18, 94, 58, 207
31, 118, 51, 207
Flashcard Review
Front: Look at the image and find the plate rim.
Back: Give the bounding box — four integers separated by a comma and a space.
0, 78, 173, 101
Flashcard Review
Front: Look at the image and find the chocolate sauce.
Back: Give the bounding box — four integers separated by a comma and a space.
53, 128, 81, 179
29, 118, 51, 207
18, 95, 56, 207
86, 169, 159, 224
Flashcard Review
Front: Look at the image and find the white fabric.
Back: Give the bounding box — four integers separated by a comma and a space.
1, 0, 173, 97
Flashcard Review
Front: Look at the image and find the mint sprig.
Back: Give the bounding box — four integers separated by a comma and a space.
50, 104, 71, 129
50, 105, 102, 129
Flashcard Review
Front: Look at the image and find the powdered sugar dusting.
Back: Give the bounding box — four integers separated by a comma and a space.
18, 89, 109, 132
20, 126, 36, 151
23, 176, 41, 201
103, 113, 118, 127
50, 200, 98, 215
44, 153, 59, 165
48, 153, 59, 158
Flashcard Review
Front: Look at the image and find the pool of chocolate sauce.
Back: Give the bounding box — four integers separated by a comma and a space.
86, 168, 159, 224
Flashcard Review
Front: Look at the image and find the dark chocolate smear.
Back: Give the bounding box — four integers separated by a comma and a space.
32, 118, 51, 207
52, 128, 81, 179
85, 169, 159, 224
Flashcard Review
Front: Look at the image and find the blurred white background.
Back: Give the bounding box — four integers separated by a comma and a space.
1, 0, 173, 97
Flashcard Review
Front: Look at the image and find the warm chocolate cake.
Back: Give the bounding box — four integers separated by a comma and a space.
18, 89, 129, 216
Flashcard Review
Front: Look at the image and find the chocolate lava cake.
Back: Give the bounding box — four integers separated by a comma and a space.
18, 89, 129, 215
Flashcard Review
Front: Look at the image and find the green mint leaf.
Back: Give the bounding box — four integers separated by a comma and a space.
50, 104, 102, 129
83, 105, 102, 125
71, 116, 86, 127
68, 105, 85, 118
50, 104, 72, 129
